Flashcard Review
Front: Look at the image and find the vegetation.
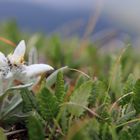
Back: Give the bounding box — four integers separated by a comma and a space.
0, 22, 140, 140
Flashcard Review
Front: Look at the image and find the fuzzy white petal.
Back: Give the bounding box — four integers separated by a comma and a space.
5, 72, 13, 79
13, 40, 26, 58
8, 40, 26, 64
0, 52, 7, 65
23, 64, 54, 77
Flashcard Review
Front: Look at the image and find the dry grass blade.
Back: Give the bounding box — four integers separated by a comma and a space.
109, 92, 134, 112
78, 0, 104, 56
107, 47, 127, 93
0, 37, 16, 47
116, 118, 140, 128
61, 102, 103, 120
69, 68, 91, 79
5, 129, 26, 136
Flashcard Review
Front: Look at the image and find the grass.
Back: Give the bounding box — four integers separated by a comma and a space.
0, 21, 140, 140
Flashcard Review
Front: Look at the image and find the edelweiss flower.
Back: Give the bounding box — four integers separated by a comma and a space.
0, 40, 54, 84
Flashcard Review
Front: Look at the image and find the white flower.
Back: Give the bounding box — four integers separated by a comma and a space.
0, 52, 11, 79
0, 40, 54, 83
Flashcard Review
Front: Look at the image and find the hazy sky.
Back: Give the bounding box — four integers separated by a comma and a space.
10, 0, 96, 10
103, 0, 140, 33
1, 0, 140, 34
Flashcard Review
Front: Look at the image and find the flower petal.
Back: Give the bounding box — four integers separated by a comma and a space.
0, 52, 7, 65
5, 71, 13, 79
13, 40, 26, 58
8, 40, 26, 64
23, 64, 54, 77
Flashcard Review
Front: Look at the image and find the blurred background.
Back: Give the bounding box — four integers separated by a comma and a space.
1, 0, 140, 110
2, 1, 140, 140
1, 0, 140, 48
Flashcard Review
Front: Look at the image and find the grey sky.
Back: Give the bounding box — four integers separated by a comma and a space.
3, 0, 97, 10
1, 0, 140, 33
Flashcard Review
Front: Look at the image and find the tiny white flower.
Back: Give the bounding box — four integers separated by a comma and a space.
0, 40, 54, 84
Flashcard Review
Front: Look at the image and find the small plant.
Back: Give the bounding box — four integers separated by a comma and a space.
0, 40, 54, 139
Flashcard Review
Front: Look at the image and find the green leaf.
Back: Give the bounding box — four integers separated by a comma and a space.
0, 128, 7, 140
100, 123, 111, 140
38, 87, 58, 121
20, 89, 37, 113
89, 80, 106, 106
99, 100, 111, 122
46, 66, 68, 87
55, 71, 65, 104
123, 74, 135, 94
0, 85, 34, 124
27, 115, 45, 140
72, 119, 100, 140
109, 56, 122, 98
0, 93, 22, 121
75, 75, 89, 89
66, 119, 94, 140
0, 83, 32, 101
109, 125, 118, 140
119, 129, 132, 140
116, 111, 135, 125
131, 122, 140, 140
67, 81, 93, 117
121, 74, 135, 106
133, 79, 140, 114
60, 108, 68, 133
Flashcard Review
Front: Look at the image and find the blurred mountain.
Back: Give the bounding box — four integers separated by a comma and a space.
0, 1, 114, 37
